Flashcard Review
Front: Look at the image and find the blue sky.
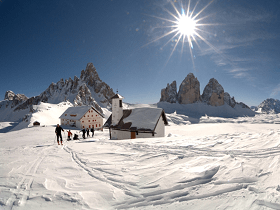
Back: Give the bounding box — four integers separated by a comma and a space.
1, 0, 280, 106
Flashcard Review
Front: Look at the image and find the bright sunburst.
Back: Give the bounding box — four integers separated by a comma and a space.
177, 12, 196, 37
145, 0, 215, 66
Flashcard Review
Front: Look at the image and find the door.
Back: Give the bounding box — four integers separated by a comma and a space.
131, 132, 136, 139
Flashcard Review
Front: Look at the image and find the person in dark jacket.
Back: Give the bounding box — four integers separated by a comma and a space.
91, 128, 94, 137
80, 128, 86, 139
55, 124, 64, 145
86, 128, 90, 137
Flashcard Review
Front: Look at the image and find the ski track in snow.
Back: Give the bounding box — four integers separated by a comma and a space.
3, 146, 51, 210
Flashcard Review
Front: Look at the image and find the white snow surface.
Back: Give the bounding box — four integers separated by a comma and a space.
1, 103, 280, 209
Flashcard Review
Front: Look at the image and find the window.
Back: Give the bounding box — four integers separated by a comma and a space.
89, 125, 91, 128
92, 115, 93, 117
119, 100, 122, 107
88, 120, 90, 122
96, 124, 98, 127
65, 114, 67, 116
99, 124, 101, 127
82, 121, 84, 123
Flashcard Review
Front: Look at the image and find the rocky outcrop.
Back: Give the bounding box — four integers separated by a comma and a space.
201, 78, 224, 106
160, 74, 251, 109
224, 92, 236, 108
5, 91, 16, 101
74, 84, 103, 113
178, 73, 200, 104
3, 90, 28, 108
14, 96, 41, 111
81, 63, 115, 104
160, 81, 177, 103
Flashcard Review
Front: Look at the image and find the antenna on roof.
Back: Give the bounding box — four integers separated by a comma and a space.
116, 89, 118, 94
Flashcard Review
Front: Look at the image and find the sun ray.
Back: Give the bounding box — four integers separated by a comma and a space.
193, 0, 214, 20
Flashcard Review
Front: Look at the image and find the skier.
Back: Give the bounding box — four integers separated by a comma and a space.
67, 130, 72, 141
91, 127, 94, 137
55, 124, 64, 145
86, 128, 90, 137
80, 128, 86, 139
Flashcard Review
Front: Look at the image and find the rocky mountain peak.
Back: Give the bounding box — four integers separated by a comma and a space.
160, 81, 177, 103
178, 73, 200, 104
202, 78, 224, 106
80, 63, 100, 83
3, 90, 28, 108
5, 90, 15, 101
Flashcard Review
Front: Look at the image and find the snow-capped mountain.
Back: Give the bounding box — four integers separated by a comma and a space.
257, 98, 280, 113
1, 63, 115, 117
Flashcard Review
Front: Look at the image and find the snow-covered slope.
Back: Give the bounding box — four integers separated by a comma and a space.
158, 101, 256, 119
1, 105, 280, 209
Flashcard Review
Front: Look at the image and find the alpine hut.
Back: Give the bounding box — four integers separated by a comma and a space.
104, 94, 168, 140
59, 106, 104, 129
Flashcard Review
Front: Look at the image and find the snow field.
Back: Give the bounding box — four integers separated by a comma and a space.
1, 120, 280, 209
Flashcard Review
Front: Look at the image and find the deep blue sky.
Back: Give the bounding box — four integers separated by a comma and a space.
1, 0, 280, 106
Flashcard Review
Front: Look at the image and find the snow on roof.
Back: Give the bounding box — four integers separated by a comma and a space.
59, 106, 103, 120
111, 94, 124, 99
122, 108, 166, 131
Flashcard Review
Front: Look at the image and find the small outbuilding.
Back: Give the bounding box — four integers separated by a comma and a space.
59, 106, 104, 129
104, 94, 168, 140
33, 121, 40, 126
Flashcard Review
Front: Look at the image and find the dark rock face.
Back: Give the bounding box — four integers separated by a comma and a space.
201, 78, 224, 106
178, 73, 200, 104
160, 81, 178, 103
224, 92, 236, 108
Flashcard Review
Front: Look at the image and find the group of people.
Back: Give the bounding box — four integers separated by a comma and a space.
55, 124, 95, 145
80, 128, 94, 139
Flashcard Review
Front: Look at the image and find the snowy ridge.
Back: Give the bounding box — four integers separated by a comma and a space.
0, 63, 115, 117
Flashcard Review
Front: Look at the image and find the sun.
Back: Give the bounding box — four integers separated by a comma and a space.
144, 0, 215, 66
177, 14, 196, 37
